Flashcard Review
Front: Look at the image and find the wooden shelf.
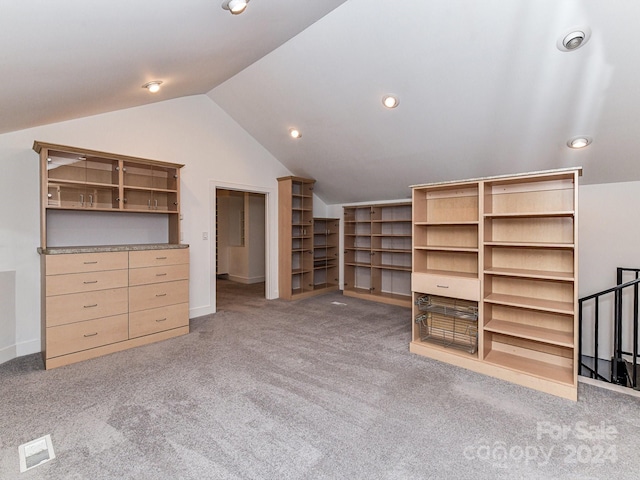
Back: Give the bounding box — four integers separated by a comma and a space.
371, 219, 411, 223
414, 221, 478, 226
414, 245, 478, 252
484, 241, 574, 249
372, 248, 411, 253
484, 319, 573, 347
484, 267, 574, 281
372, 233, 412, 237
411, 339, 478, 360
484, 293, 574, 315
372, 264, 411, 272
484, 211, 574, 219
484, 350, 574, 385
49, 179, 118, 189
124, 186, 178, 194
345, 262, 372, 267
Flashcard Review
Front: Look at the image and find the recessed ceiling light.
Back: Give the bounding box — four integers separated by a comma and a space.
222, 0, 250, 14
382, 95, 399, 109
557, 26, 591, 52
563, 31, 585, 50
567, 136, 592, 149
289, 128, 302, 139
142, 81, 162, 93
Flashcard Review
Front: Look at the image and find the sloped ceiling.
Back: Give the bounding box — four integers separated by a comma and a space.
0, 0, 346, 133
3, 1, 640, 205
209, 0, 640, 203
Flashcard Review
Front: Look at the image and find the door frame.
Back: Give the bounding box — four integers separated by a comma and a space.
209, 181, 277, 312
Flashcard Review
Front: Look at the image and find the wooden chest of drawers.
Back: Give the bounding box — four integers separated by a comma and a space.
41, 246, 189, 369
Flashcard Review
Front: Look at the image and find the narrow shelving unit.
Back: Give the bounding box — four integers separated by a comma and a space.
313, 218, 339, 291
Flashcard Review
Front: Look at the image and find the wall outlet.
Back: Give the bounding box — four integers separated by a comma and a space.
202, 232, 208, 240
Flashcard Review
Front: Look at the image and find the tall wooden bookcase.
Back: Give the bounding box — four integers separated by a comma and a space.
343, 202, 412, 307
277, 176, 339, 300
410, 168, 581, 400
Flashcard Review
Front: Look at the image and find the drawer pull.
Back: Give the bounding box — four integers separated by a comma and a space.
83, 332, 98, 337
155, 273, 167, 277
436, 284, 449, 289
83, 261, 98, 264
83, 304, 98, 308
155, 293, 167, 297
83, 280, 98, 284
156, 318, 167, 323
156, 256, 168, 260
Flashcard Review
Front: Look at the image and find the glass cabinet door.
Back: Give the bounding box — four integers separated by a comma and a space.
123, 162, 178, 212
46, 152, 118, 209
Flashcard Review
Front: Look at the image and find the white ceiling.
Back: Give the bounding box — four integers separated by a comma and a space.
3, 0, 640, 204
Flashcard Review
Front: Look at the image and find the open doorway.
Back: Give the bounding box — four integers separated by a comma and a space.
215, 189, 266, 308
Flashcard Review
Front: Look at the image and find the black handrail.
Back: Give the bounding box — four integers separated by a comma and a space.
579, 268, 640, 388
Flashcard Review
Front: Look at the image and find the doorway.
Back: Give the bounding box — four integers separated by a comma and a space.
215, 189, 266, 307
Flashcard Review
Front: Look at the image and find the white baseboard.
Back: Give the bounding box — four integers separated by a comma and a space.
0, 344, 17, 365
189, 305, 215, 318
16, 339, 41, 357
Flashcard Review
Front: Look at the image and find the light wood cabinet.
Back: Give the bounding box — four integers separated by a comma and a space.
41, 246, 189, 369
410, 168, 581, 400
277, 176, 339, 300
36, 141, 190, 369
343, 202, 412, 307
34, 141, 183, 248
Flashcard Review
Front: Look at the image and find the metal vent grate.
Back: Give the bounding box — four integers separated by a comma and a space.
18, 434, 56, 472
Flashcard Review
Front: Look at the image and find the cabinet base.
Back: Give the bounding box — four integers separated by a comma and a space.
343, 289, 412, 308
410, 340, 577, 401
44, 326, 189, 369
281, 285, 339, 301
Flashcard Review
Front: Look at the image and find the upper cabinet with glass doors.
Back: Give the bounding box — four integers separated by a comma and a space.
34, 141, 184, 248
45, 150, 120, 210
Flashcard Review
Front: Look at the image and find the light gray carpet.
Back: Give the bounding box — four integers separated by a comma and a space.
1, 280, 639, 479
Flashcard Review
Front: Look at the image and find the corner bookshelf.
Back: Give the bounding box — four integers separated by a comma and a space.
343, 202, 412, 307
277, 176, 339, 300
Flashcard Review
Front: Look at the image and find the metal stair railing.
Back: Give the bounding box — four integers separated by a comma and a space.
579, 268, 640, 388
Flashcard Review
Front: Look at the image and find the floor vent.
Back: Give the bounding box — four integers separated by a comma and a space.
18, 434, 55, 473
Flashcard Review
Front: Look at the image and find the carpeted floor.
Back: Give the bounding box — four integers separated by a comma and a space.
1, 280, 639, 479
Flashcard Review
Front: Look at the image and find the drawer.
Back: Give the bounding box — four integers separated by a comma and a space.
46, 251, 128, 275
129, 280, 189, 312
46, 314, 129, 358
129, 303, 189, 338
412, 273, 480, 301
46, 269, 128, 296
129, 248, 189, 269
129, 263, 189, 286
46, 288, 128, 327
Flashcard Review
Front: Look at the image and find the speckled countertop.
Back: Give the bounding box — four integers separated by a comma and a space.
37, 243, 189, 255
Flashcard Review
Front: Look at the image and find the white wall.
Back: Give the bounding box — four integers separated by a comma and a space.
227, 192, 266, 284
0, 271, 16, 363
0, 95, 291, 362
247, 193, 266, 282
579, 180, 640, 358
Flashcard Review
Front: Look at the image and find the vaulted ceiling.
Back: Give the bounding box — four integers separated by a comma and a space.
3, 1, 639, 204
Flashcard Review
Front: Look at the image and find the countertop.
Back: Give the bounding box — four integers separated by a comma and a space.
37, 243, 189, 255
